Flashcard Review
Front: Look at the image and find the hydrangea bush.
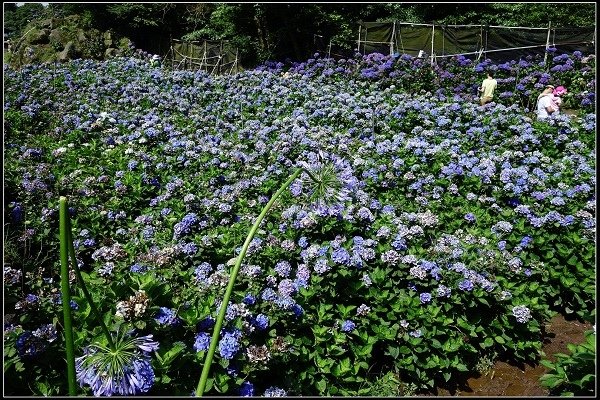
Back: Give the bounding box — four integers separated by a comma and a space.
3, 49, 595, 396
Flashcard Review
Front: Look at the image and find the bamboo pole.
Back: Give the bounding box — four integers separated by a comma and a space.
544, 21, 551, 64
431, 23, 435, 66
390, 21, 396, 55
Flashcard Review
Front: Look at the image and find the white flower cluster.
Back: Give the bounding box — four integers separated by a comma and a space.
116, 290, 149, 320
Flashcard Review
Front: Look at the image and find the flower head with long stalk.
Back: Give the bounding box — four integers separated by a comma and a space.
196, 161, 346, 396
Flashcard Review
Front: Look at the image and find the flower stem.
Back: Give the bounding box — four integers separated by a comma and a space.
59, 196, 77, 396
196, 167, 304, 396
62, 197, 116, 351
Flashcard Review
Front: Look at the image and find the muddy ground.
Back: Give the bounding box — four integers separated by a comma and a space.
426, 314, 593, 396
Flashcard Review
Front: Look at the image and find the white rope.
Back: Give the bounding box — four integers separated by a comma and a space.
360, 40, 399, 45
173, 46, 222, 62
392, 22, 564, 30
433, 40, 593, 58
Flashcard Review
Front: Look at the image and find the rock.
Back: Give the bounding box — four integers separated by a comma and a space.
37, 18, 54, 29
103, 31, 113, 47
58, 41, 74, 62
105, 47, 118, 58
9, 13, 136, 68
48, 29, 65, 45
29, 29, 50, 45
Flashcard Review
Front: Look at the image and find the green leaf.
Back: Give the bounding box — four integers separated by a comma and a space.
495, 336, 505, 344
387, 346, 400, 359
456, 363, 469, 372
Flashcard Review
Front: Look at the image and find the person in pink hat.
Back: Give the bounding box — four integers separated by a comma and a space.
536, 84, 567, 120
548, 86, 567, 113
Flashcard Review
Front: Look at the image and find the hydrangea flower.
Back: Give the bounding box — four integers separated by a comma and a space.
341, 319, 356, 332
512, 305, 532, 323
194, 332, 211, 352
16, 331, 47, 357
154, 307, 180, 327
419, 292, 432, 304
264, 386, 287, 397
218, 329, 242, 359
252, 314, 269, 330
239, 381, 254, 397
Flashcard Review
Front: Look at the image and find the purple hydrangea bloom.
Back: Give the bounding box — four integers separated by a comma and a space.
274, 261, 292, 277
154, 307, 179, 326
512, 305, 532, 323
240, 381, 254, 397
292, 304, 304, 317
243, 293, 256, 305
218, 329, 242, 359
298, 236, 309, 248
252, 314, 269, 330
16, 331, 47, 357
278, 279, 296, 297
264, 386, 287, 397
520, 236, 533, 248
194, 332, 211, 352
458, 279, 474, 291
331, 247, 350, 265
341, 319, 356, 332
419, 292, 432, 304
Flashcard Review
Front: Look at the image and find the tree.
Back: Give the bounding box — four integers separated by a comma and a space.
3, 2, 48, 39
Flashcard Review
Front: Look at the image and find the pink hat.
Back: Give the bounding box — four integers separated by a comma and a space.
553, 86, 567, 96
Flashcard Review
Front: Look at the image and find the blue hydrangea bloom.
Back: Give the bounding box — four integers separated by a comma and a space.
194, 332, 211, 352
341, 320, 356, 332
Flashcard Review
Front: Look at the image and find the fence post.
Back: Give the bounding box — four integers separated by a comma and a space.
431, 23, 435, 66
357, 24, 362, 53
390, 21, 396, 56
544, 21, 551, 64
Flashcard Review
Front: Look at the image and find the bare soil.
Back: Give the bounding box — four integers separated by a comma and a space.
426, 314, 593, 396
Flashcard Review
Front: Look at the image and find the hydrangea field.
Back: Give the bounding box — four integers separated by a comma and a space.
3, 49, 596, 396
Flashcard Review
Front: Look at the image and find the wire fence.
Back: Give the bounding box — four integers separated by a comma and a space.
165, 38, 242, 75
356, 21, 595, 63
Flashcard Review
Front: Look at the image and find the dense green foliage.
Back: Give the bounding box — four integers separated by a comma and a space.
540, 327, 596, 396
4, 3, 596, 66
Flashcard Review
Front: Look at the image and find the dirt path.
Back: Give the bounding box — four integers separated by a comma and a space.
429, 314, 593, 396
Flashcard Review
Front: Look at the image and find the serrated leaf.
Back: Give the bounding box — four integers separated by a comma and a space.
387, 346, 400, 359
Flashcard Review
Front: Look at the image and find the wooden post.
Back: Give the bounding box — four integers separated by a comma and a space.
390, 21, 396, 55
357, 24, 362, 53
544, 21, 551, 64
431, 23, 435, 66
484, 24, 488, 60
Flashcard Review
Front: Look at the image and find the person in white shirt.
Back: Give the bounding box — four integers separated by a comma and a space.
478, 71, 497, 106
536, 85, 557, 120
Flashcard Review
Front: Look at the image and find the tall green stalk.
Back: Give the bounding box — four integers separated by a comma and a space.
66, 217, 115, 351
59, 196, 77, 395
196, 167, 304, 396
